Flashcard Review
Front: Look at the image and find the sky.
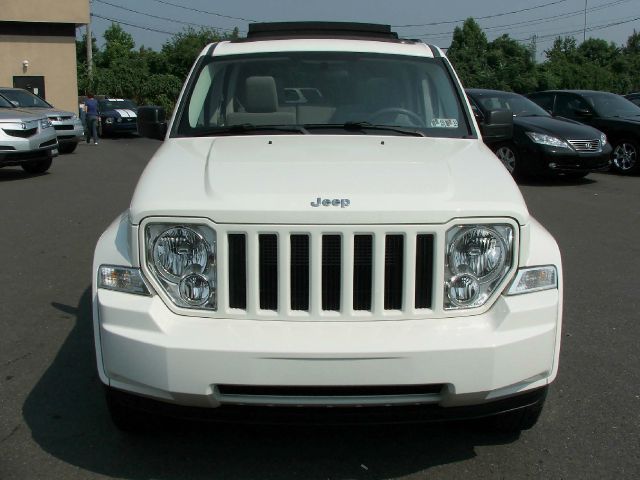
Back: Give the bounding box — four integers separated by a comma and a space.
83, 0, 640, 60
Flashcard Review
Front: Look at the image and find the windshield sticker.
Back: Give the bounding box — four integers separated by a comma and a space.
431, 118, 459, 128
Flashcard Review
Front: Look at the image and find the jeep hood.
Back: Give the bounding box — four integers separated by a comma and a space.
129, 136, 529, 225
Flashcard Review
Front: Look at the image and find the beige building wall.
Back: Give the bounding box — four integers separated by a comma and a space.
0, 35, 80, 113
0, 0, 89, 24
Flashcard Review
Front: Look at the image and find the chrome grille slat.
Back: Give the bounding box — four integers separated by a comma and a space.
567, 139, 600, 152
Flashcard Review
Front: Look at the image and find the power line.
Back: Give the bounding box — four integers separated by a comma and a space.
93, 0, 241, 34
392, 0, 570, 28
147, 0, 256, 23
410, 0, 631, 39
91, 12, 178, 36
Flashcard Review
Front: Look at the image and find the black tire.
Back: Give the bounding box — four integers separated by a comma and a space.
59, 142, 78, 154
21, 157, 52, 174
611, 139, 638, 174
493, 142, 524, 179
105, 387, 154, 433
478, 389, 547, 434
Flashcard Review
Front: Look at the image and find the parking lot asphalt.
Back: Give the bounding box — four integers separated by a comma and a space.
1, 137, 639, 480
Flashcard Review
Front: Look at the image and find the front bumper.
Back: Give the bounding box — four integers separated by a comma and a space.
53, 120, 84, 144
101, 117, 137, 134
0, 129, 58, 166
95, 287, 560, 410
523, 143, 612, 173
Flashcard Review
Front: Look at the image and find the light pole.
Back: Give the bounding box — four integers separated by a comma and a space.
583, 0, 588, 42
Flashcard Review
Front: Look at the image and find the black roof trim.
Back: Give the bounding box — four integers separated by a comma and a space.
425, 44, 441, 57
244, 22, 399, 41
206, 42, 219, 56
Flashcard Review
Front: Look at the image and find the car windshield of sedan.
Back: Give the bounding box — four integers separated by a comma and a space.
0, 95, 14, 108
99, 99, 137, 111
0, 89, 51, 108
584, 93, 640, 118
474, 93, 549, 118
175, 52, 472, 138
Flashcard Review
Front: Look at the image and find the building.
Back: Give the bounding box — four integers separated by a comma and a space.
0, 0, 89, 112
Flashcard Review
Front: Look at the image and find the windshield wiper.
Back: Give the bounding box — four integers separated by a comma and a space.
193, 124, 309, 136
305, 122, 426, 137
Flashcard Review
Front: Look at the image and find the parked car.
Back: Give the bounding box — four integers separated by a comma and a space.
96, 97, 138, 137
528, 90, 640, 174
0, 87, 83, 154
95, 22, 562, 434
0, 94, 58, 174
625, 92, 640, 108
467, 89, 611, 179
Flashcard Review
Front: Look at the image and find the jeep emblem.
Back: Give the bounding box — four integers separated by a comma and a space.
310, 197, 350, 208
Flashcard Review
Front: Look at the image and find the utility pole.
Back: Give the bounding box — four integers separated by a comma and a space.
583, 0, 588, 42
86, 18, 93, 82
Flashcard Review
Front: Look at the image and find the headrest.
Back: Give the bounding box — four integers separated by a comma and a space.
245, 76, 278, 113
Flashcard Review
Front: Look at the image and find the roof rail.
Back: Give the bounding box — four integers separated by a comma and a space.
245, 22, 399, 40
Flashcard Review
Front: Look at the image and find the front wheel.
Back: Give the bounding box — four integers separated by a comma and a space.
59, 142, 78, 154
21, 158, 52, 174
478, 388, 547, 434
611, 139, 638, 174
494, 143, 521, 178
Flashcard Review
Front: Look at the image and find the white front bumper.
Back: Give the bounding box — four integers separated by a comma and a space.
95, 287, 560, 408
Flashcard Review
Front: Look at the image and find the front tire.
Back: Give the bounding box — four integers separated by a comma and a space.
611, 139, 638, 174
494, 142, 522, 178
105, 387, 154, 433
21, 158, 52, 174
59, 142, 78, 154
478, 388, 547, 434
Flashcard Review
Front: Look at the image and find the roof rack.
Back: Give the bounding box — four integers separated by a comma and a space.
245, 22, 399, 41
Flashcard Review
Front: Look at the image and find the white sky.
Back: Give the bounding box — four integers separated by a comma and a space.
84, 0, 640, 60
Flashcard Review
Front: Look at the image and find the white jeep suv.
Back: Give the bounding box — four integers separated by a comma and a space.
94, 22, 562, 432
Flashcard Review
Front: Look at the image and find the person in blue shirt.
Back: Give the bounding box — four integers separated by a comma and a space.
84, 93, 99, 145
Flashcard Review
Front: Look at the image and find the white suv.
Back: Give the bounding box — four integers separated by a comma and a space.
94, 22, 562, 432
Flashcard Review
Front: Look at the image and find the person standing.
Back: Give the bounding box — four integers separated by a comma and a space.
84, 93, 99, 145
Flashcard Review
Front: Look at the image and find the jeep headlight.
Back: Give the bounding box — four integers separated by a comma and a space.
146, 224, 217, 309
445, 225, 514, 309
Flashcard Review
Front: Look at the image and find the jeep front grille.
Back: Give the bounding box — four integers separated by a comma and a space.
225, 230, 434, 317
567, 139, 600, 152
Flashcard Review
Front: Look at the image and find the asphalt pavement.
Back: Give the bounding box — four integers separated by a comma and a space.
1, 137, 639, 479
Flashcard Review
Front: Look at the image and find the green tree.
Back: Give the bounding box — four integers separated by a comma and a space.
447, 18, 494, 88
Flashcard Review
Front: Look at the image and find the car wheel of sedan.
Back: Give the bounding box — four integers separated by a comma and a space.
611, 140, 637, 174
494, 143, 520, 177
59, 143, 78, 154
21, 158, 52, 174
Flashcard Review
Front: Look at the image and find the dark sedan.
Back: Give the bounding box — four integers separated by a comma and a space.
528, 90, 640, 174
467, 89, 611, 179
96, 98, 138, 137
625, 93, 640, 108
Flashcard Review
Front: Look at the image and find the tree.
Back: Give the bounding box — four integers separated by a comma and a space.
447, 18, 494, 88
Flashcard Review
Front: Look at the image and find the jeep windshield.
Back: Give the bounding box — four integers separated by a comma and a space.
174, 52, 472, 138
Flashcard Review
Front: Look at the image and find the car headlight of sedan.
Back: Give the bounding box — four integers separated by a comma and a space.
105, 117, 114, 124
525, 132, 570, 149
600, 133, 607, 147
145, 224, 217, 309
40, 118, 52, 129
445, 224, 514, 309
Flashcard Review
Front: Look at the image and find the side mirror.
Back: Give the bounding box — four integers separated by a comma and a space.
137, 105, 167, 140
572, 108, 592, 117
479, 109, 513, 143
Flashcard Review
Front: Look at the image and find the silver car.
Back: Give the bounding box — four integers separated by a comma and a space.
0, 95, 58, 174
0, 87, 84, 154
